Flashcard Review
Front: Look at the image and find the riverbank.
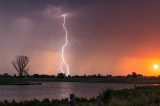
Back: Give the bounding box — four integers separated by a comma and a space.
0, 77, 160, 85
101, 85, 160, 106
0, 85, 160, 106
0, 98, 96, 106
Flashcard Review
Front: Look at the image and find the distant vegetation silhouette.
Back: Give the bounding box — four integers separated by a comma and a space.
7, 55, 152, 79
0, 72, 144, 79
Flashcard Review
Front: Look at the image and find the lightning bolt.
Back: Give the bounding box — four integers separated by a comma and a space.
60, 14, 70, 76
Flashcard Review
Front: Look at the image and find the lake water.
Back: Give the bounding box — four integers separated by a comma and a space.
0, 82, 155, 101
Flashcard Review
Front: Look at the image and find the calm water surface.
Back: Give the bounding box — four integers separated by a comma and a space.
0, 82, 155, 101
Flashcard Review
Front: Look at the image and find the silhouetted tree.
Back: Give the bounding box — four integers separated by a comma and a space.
137, 74, 143, 78
3, 73, 12, 78
12, 56, 29, 77
57, 73, 66, 78
132, 72, 137, 78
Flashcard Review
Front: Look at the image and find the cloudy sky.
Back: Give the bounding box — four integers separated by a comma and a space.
1, 0, 160, 75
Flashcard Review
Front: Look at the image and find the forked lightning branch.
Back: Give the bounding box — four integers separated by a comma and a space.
60, 14, 70, 76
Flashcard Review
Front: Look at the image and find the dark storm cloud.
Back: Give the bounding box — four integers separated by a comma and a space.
1, 0, 160, 75
0, 0, 99, 16
0, 0, 100, 74
0, 0, 100, 51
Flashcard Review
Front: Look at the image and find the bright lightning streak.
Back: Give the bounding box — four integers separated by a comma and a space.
60, 14, 70, 76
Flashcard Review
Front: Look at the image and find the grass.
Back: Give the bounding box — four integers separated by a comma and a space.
102, 85, 160, 106
0, 98, 97, 106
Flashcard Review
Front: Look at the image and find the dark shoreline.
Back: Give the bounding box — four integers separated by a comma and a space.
0, 77, 160, 85
0, 82, 42, 85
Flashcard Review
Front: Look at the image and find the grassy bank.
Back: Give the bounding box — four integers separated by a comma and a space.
101, 85, 160, 106
0, 98, 96, 106
0, 77, 160, 85
1, 86, 160, 106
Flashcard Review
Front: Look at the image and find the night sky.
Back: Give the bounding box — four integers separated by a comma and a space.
1, 0, 160, 75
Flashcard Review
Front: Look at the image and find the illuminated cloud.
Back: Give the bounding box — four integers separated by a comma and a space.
42, 6, 64, 18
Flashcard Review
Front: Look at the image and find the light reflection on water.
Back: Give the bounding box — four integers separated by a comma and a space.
0, 82, 156, 101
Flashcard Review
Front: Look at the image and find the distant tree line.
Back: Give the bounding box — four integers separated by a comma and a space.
0, 72, 145, 79
5, 55, 149, 79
